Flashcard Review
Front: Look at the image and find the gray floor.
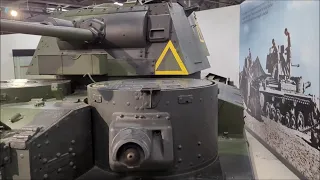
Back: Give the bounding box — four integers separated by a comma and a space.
246, 130, 299, 180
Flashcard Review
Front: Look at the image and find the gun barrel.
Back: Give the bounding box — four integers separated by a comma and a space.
0, 19, 94, 41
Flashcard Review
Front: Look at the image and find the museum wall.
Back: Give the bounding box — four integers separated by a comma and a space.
239, 1, 320, 179
1, 34, 41, 80
196, 5, 240, 87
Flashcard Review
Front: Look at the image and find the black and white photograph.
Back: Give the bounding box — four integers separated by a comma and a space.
240, 1, 320, 179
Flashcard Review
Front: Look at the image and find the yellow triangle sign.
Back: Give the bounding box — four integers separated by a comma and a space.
155, 40, 189, 75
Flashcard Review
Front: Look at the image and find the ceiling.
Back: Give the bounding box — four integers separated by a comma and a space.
0, 0, 244, 22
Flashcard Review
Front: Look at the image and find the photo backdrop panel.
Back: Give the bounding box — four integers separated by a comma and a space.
239, 1, 320, 179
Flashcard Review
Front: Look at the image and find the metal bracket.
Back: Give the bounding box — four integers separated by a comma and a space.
140, 84, 161, 109
31, 98, 45, 107
178, 95, 193, 104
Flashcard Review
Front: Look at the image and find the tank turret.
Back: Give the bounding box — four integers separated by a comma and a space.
0, 2, 210, 82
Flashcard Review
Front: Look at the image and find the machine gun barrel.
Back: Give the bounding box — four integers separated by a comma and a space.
0, 19, 94, 41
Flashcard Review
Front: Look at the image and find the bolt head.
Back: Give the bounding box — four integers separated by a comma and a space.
71, 140, 75, 144
43, 158, 47, 164
56, 153, 61, 157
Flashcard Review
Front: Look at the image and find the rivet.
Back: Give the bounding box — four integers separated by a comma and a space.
178, 145, 182, 150
200, 98, 203, 102
112, 101, 116, 105
69, 147, 73, 152
135, 96, 139, 100
37, 144, 41, 148
20, 154, 24, 159
198, 141, 201, 146
56, 153, 61, 157
43, 158, 47, 164
139, 106, 144, 110
140, 115, 145, 118
166, 101, 170, 105
166, 116, 170, 120
190, 162, 193, 166
4, 156, 9, 161
144, 102, 148, 106
45, 140, 49, 145
57, 168, 62, 172
120, 114, 124, 118
126, 102, 130, 106
73, 165, 77, 169
156, 114, 161, 118
69, 162, 74, 166
43, 174, 48, 179
178, 158, 182, 163
135, 106, 139, 110
135, 115, 139, 118
71, 140, 75, 144
72, 153, 76, 157
198, 154, 202, 158
15, 97, 19, 100
3, 145, 8, 149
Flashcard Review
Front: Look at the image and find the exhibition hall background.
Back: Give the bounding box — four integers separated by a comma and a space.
1, 1, 319, 179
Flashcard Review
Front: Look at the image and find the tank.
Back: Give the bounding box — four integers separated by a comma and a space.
240, 31, 320, 149
0, 1, 254, 180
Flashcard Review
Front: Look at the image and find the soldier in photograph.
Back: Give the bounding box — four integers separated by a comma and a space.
284, 28, 291, 79
270, 39, 279, 80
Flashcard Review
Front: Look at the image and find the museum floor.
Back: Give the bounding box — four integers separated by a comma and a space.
246, 130, 299, 179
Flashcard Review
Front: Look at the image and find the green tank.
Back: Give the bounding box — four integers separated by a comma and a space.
0, 1, 254, 179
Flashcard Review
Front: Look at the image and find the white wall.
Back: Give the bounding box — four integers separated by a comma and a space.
196, 5, 240, 87
1, 34, 41, 80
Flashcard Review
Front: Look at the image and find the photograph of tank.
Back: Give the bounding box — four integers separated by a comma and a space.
239, 1, 319, 179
